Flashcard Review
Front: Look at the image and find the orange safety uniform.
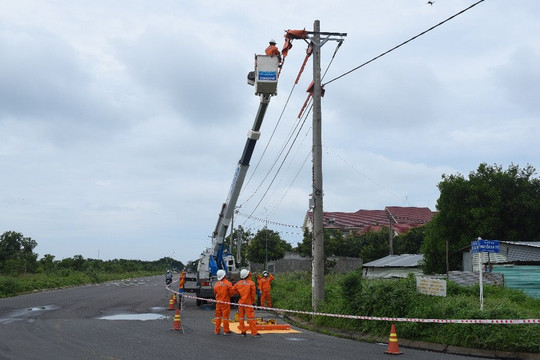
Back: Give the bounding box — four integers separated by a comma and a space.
258, 274, 274, 308
265, 44, 282, 63
213, 278, 233, 334
232, 277, 259, 336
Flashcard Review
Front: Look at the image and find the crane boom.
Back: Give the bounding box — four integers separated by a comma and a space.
212, 93, 271, 258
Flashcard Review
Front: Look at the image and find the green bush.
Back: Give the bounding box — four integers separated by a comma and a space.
272, 271, 540, 353
0, 276, 18, 297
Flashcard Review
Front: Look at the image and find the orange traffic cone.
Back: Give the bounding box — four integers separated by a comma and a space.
172, 293, 177, 304
384, 324, 403, 355
171, 308, 182, 331
167, 295, 175, 310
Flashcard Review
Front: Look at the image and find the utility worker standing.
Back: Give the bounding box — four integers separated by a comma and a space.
258, 270, 274, 308
213, 269, 233, 336
256, 273, 262, 306
265, 39, 282, 65
232, 269, 261, 338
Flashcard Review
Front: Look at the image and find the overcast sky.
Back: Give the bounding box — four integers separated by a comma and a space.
2, 1, 539, 264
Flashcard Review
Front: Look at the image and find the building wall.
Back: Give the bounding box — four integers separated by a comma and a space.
250, 254, 362, 275
330, 256, 363, 273
448, 271, 503, 286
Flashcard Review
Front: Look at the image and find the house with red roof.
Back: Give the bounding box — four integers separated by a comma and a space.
303, 206, 435, 237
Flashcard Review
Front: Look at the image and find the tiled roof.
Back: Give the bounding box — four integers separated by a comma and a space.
304, 206, 435, 235
386, 206, 434, 225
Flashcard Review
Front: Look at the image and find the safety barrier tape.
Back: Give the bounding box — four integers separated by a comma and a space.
167, 287, 540, 325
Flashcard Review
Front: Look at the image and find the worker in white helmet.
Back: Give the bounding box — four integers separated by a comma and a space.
213, 269, 233, 335
232, 269, 260, 337
265, 39, 282, 65
258, 270, 274, 308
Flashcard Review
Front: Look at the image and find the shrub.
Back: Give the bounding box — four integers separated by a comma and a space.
272, 272, 540, 353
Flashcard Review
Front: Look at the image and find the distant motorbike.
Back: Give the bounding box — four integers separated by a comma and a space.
166, 277, 172, 286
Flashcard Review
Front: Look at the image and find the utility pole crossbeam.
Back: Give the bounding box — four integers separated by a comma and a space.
309, 20, 347, 311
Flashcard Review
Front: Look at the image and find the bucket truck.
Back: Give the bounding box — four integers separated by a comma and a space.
194, 55, 279, 305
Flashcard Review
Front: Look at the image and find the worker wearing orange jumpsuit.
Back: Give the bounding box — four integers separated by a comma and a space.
232, 269, 260, 337
265, 39, 282, 64
213, 269, 233, 336
258, 270, 274, 308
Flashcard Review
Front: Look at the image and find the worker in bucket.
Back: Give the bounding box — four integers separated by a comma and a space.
232, 269, 261, 338
265, 39, 282, 65
258, 270, 274, 308
213, 269, 233, 336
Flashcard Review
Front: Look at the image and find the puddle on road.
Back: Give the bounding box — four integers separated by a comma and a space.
149, 306, 166, 312
99, 313, 167, 321
284, 337, 307, 342
0, 305, 59, 324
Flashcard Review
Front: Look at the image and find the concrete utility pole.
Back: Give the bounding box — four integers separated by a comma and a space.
310, 20, 347, 311
312, 19, 325, 311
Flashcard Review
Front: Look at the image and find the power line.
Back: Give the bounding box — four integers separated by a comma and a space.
242, 81, 298, 194
323, 143, 406, 203
240, 33, 344, 231
243, 40, 343, 217
323, 0, 486, 87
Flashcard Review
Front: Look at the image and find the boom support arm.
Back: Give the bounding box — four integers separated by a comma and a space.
211, 94, 271, 261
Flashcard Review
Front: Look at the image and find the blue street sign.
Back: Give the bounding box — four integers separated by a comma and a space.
471, 240, 500, 253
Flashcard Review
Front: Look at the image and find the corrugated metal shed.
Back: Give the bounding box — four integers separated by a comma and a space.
492, 265, 540, 298
463, 241, 540, 271
362, 254, 424, 279
502, 241, 540, 262
363, 254, 423, 268
461, 242, 540, 298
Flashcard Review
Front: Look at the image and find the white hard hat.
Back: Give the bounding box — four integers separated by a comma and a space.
269, 39, 276, 44
263, 271, 269, 276
217, 269, 226, 281
240, 269, 250, 279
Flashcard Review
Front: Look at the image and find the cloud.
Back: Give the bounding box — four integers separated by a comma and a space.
1, 1, 540, 263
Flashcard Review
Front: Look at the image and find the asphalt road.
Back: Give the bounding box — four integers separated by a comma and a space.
0, 275, 486, 360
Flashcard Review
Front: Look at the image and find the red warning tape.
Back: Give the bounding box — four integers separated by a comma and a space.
169, 288, 540, 325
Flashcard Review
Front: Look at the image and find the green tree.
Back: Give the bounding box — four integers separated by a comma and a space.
296, 228, 312, 257
39, 254, 57, 274
356, 228, 390, 263
422, 163, 540, 274
0, 231, 38, 274
225, 225, 253, 267
246, 228, 292, 264
296, 228, 345, 258
394, 226, 425, 255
